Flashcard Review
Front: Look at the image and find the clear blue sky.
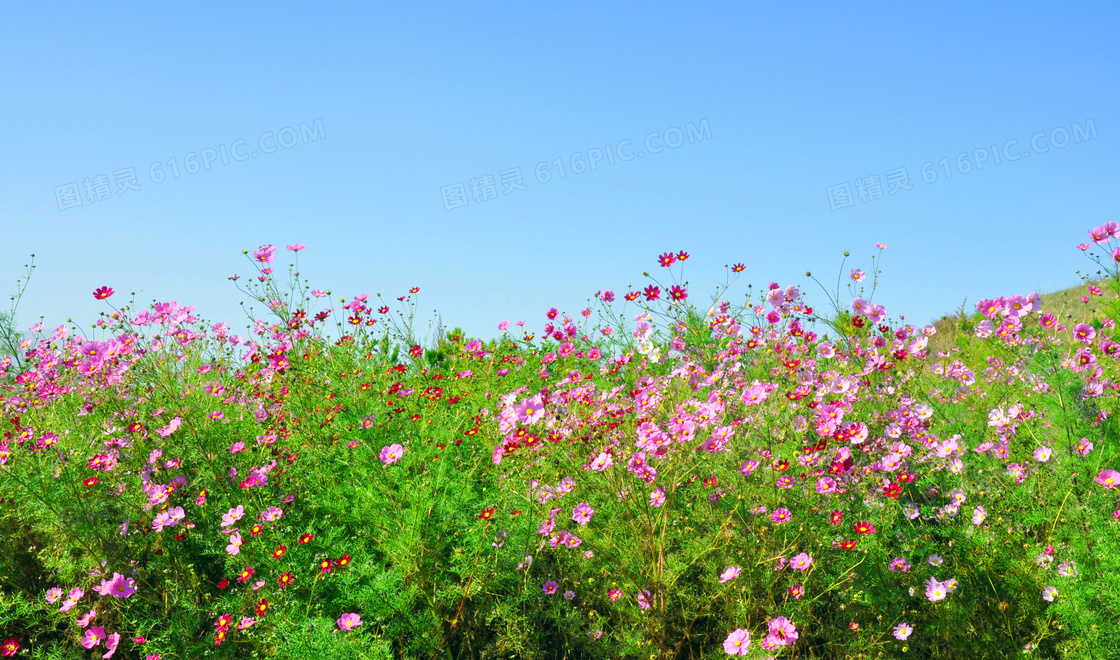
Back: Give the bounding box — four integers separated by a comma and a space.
2, 3, 1117, 342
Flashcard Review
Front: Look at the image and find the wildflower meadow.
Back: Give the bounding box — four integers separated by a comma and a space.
2, 229, 1120, 660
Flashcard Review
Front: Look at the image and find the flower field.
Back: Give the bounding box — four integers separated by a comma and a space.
2, 232, 1119, 659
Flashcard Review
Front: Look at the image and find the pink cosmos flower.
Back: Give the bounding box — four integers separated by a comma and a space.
788, 584, 804, 599
1097, 469, 1120, 488
1074, 323, 1096, 344
723, 628, 751, 655
590, 452, 614, 471
766, 616, 798, 646
888, 557, 911, 572
380, 443, 404, 465
572, 503, 594, 525
45, 587, 63, 603
77, 609, 97, 627
719, 566, 740, 583
650, 487, 666, 508
771, 508, 791, 524
101, 632, 120, 659
815, 477, 838, 494
221, 505, 244, 527
893, 623, 913, 640
972, 506, 987, 525
790, 552, 813, 571
542, 580, 559, 595
637, 589, 652, 609
226, 532, 243, 556
286, 244, 306, 251
1033, 446, 1052, 462
82, 626, 106, 649
925, 577, 947, 602
238, 617, 257, 630
253, 245, 277, 263
850, 268, 865, 283
1042, 586, 1058, 602
259, 506, 284, 522
108, 573, 137, 599
337, 613, 362, 631
1077, 438, 1094, 456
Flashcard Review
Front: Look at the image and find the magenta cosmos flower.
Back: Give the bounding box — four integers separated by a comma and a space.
723, 628, 750, 655
572, 503, 594, 525
542, 580, 559, 595
1096, 469, 1120, 489
380, 443, 404, 465
766, 616, 798, 647
790, 552, 813, 571
771, 508, 791, 524
81, 626, 107, 649
719, 566, 740, 583
337, 613, 362, 631
108, 573, 137, 599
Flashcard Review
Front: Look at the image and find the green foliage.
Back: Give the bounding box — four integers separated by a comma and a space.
0, 246, 1119, 660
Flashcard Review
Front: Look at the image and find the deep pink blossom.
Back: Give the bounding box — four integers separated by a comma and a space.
82, 626, 107, 649
380, 443, 404, 465
723, 628, 750, 655
337, 613, 362, 631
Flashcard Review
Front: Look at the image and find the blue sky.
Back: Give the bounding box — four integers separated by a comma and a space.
1, 2, 1117, 342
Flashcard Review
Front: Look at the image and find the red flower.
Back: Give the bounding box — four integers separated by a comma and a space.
839, 539, 858, 550
93, 286, 115, 300
668, 285, 688, 302
254, 599, 269, 616
624, 291, 640, 301
643, 285, 661, 301
731, 263, 745, 273
1, 638, 19, 657
319, 558, 333, 574
277, 571, 294, 588
83, 477, 99, 487
882, 482, 902, 498
676, 251, 689, 261
852, 521, 876, 534
272, 545, 287, 560
478, 507, 496, 521
216, 578, 229, 589
215, 614, 233, 628
237, 567, 256, 582
214, 628, 227, 645
337, 553, 351, 568
299, 533, 314, 544
828, 510, 844, 526
249, 524, 264, 537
